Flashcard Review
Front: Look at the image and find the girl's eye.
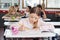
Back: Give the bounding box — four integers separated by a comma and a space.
30, 17, 34, 18
33, 17, 38, 19
30, 16, 38, 19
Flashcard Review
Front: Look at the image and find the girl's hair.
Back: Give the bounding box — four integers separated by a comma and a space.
14, 5, 19, 12
14, 5, 18, 7
8, 6, 16, 14
37, 4, 42, 9
27, 6, 32, 12
30, 7, 41, 16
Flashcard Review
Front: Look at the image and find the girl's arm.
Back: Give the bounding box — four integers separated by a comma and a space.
41, 22, 55, 32
39, 19, 55, 32
2, 14, 10, 19
10, 19, 30, 31
18, 19, 30, 31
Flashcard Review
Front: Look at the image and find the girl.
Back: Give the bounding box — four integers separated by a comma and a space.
25, 6, 32, 18
2, 6, 22, 19
14, 5, 20, 12
10, 7, 55, 40
36, 4, 47, 19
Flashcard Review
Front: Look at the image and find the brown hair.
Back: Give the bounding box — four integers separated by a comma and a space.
8, 6, 16, 14
30, 7, 41, 16
14, 5, 19, 7
37, 4, 42, 9
27, 6, 31, 12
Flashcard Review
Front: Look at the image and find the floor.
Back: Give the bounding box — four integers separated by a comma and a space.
0, 28, 4, 40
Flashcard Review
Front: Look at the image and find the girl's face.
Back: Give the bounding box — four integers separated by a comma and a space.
26, 7, 30, 12
36, 7, 41, 12
11, 11, 16, 15
29, 13, 40, 23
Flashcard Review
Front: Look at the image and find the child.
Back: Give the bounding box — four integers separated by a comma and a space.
36, 4, 47, 19
14, 5, 20, 12
2, 6, 22, 19
25, 6, 32, 18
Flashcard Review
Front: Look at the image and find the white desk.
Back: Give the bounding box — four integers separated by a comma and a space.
46, 22, 60, 26
4, 18, 20, 22
4, 29, 55, 38
4, 22, 60, 26
4, 22, 18, 26
3, 16, 25, 22
43, 18, 51, 21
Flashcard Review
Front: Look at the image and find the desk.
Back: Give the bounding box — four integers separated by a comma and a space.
4, 29, 56, 40
4, 22, 18, 26
46, 22, 60, 26
4, 22, 18, 31
4, 22, 60, 31
4, 18, 20, 22
4, 22, 60, 26
3, 16, 25, 22
43, 18, 51, 21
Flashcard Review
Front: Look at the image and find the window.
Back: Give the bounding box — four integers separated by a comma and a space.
24, 0, 60, 8
4, 3, 11, 8
24, 0, 47, 8
24, 0, 40, 7
0, 3, 1, 8
14, 3, 18, 5
47, 0, 60, 8
0, 0, 18, 9
0, 0, 60, 9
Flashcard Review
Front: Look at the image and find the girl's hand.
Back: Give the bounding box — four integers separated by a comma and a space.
19, 26, 24, 31
33, 27, 40, 31
19, 25, 30, 31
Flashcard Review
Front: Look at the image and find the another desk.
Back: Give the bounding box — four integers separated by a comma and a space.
4, 22, 18, 31
46, 22, 60, 26
4, 22, 60, 26
4, 18, 20, 22
4, 22, 60, 31
4, 22, 18, 26
43, 18, 51, 21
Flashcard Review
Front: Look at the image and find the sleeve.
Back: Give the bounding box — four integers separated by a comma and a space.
40, 22, 55, 32
4, 14, 10, 17
38, 19, 55, 32
10, 19, 24, 30
18, 19, 24, 26
46, 23, 55, 32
